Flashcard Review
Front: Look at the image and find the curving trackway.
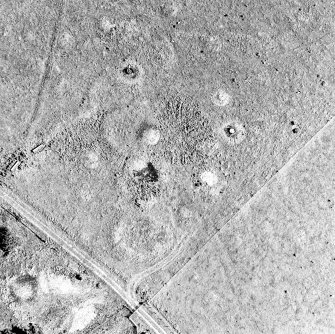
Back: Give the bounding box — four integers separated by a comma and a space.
127, 233, 191, 302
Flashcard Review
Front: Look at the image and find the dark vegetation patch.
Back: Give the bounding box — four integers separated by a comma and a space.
15, 274, 38, 287
156, 92, 213, 167
0, 226, 12, 256
48, 117, 105, 163
0, 323, 42, 334
0, 148, 28, 176
0, 211, 17, 256
134, 162, 159, 183
75, 273, 82, 280
131, 162, 160, 207
135, 285, 149, 304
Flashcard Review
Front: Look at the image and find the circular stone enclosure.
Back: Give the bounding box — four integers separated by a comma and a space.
217, 120, 246, 145
117, 58, 145, 86
114, 206, 175, 265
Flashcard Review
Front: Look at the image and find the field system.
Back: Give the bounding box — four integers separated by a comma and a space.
0, 0, 335, 333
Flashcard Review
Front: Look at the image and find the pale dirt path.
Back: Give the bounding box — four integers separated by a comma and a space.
127, 234, 191, 301
24, 0, 66, 138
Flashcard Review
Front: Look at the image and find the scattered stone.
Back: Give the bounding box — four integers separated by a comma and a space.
100, 17, 116, 34
157, 92, 212, 166
179, 206, 193, 219
200, 171, 218, 187
0, 226, 15, 257
218, 121, 246, 145
211, 89, 231, 107
10, 275, 37, 301
130, 158, 148, 172
117, 59, 144, 86
142, 128, 160, 146
83, 151, 100, 169
58, 31, 75, 50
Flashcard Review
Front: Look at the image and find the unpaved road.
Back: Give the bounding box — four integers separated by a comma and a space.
127, 234, 191, 301
0, 184, 175, 334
